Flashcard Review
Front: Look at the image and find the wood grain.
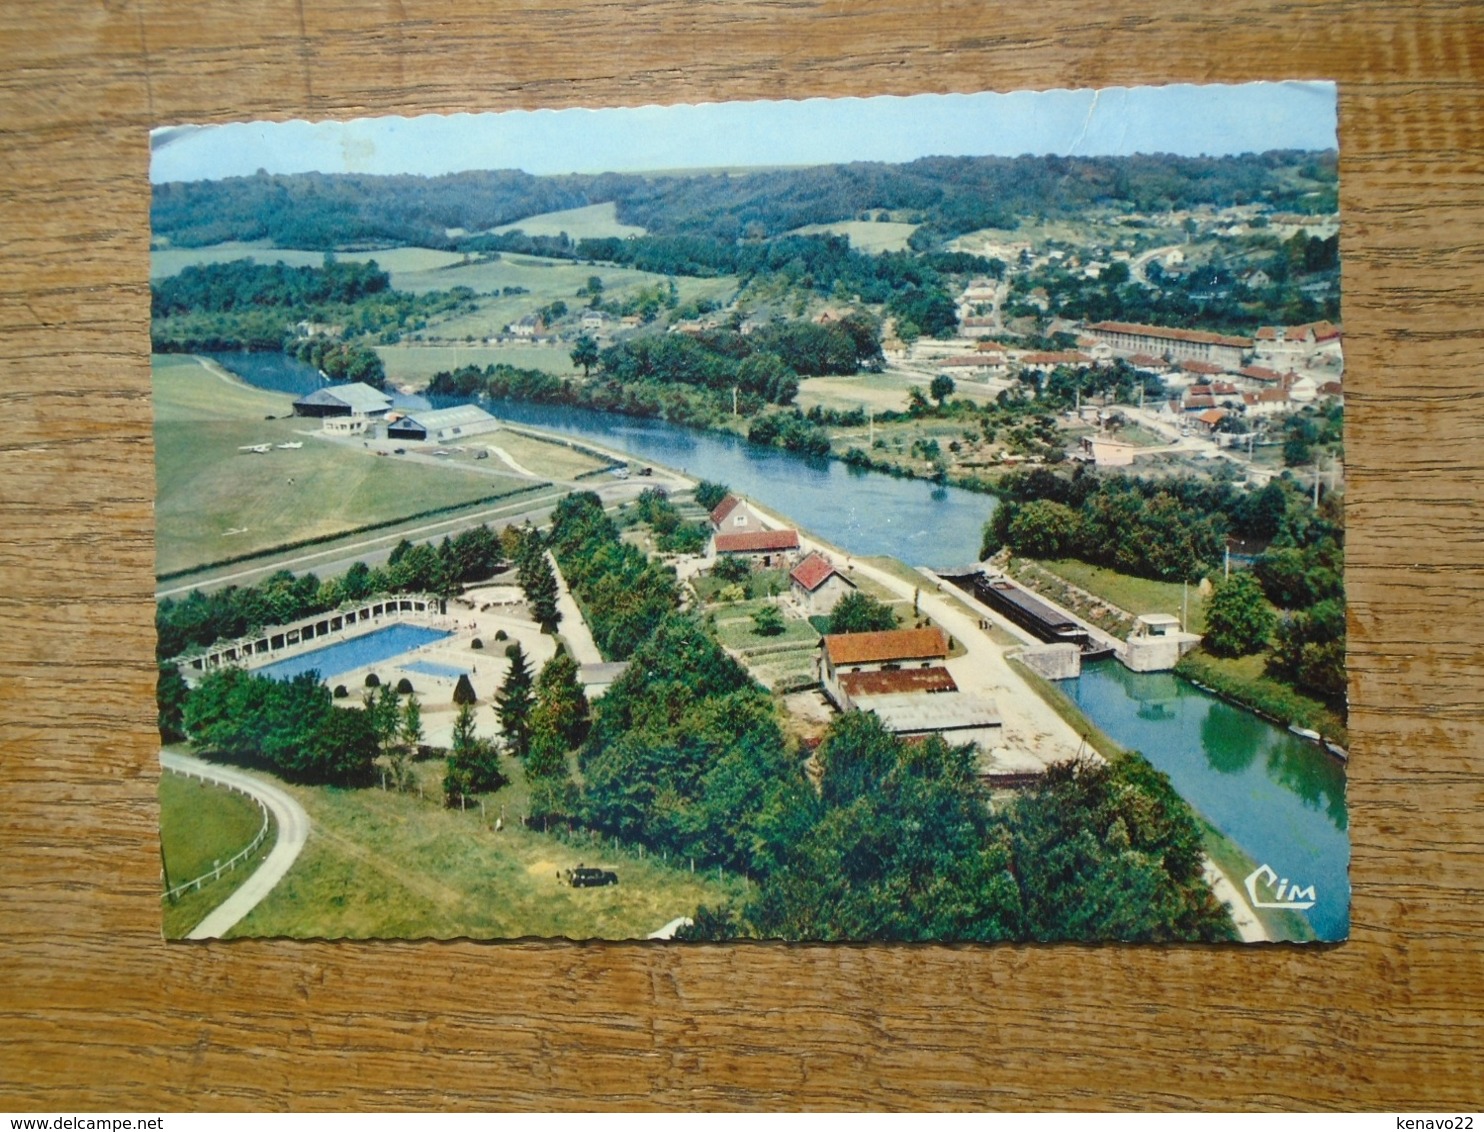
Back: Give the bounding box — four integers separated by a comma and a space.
3, 0, 1483, 1111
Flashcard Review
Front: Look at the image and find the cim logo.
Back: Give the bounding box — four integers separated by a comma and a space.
1244, 864, 1317, 910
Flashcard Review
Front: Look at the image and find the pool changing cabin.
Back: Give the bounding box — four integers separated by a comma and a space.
171, 593, 446, 683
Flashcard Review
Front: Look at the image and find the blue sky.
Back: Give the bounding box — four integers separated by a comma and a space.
150, 82, 1337, 184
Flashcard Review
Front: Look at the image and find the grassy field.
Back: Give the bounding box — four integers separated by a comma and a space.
375, 343, 581, 384
159, 769, 277, 939
795, 371, 924, 415
230, 757, 745, 939
471, 431, 609, 481
710, 599, 820, 651
153, 354, 529, 575
1033, 558, 1208, 633
150, 242, 467, 284
491, 201, 645, 239
408, 263, 737, 344
786, 220, 919, 253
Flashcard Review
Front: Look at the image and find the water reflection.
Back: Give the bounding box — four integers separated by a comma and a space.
1070, 660, 1348, 940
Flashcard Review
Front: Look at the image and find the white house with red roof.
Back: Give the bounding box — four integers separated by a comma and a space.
709, 494, 763, 534
788, 552, 858, 617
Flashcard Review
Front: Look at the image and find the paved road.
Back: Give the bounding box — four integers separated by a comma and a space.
161, 750, 311, 939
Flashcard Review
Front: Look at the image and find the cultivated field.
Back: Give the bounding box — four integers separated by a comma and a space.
786, 219, 919, 253
229, 757, 745, 940
159, 769, 278, 939
153, 354, 529, 576
490, 201, 645, 239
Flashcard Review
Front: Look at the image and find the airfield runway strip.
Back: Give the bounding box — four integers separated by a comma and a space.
161, 750, 311, 940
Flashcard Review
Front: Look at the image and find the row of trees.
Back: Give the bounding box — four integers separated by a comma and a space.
545, 492, 681, 660
156, 524, 509, 660
508, 525, 561, 632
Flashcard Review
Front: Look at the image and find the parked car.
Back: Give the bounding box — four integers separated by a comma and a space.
564, 866, 619, 888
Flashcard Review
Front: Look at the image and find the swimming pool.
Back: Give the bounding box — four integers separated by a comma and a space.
401, 659, 473, 680
254, 624, 452, 682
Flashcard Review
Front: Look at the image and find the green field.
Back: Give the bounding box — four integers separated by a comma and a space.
150, 242, 467, 284
786, 220, 919, 253
159, 769, 277, 939
491, 201, 645, 239
153, 354, 530, 575
1033, 558, 1208, 633
230, 758, 745, 939
710, 599, 821, 651
795, 371, 923, 415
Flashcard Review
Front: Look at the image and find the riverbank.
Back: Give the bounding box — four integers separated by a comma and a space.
1004, 551, 1348, 752
1006, 657, 1279, 942
1175, 649, 1348, 753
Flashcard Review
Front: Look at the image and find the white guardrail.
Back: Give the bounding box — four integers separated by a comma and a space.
162, 771, 272, 901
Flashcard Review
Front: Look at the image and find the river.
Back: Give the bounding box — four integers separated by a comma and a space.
209, 351, 1350, 940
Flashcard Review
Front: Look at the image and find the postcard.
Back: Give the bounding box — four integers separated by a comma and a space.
151, 82, 1347, 943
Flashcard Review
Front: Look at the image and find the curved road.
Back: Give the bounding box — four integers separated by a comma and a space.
161, 750, 311, 939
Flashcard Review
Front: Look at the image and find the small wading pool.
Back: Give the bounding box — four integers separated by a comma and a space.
401, 659, 473, 680
254, 624, 452, 682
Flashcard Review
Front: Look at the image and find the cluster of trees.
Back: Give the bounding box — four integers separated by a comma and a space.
579, 612, 803, 871
545, 492, 680, 660
591, 314, 882, 406
181, 668, 378, 786
153, 154, 1336, 251
726, 715, 1234, 942
983, 474, 1227, 583
151, 257, 390, 316
826, 591, 898, 634
151, 257, 478, 359
747, 410, 832, 457
631, 488, 711, 555
156, 525, 507, 660
1254, 500, 1346, 704
508, 525, 561, 632
287, 336, 386, 387
426, 363, 736, 431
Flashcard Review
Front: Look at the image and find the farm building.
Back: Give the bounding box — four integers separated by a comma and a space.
386, 405, 500, 444
292, 382, 393, 419
819, 627, 949, 711
711, 528, 800, 567
788, 553, 857, 617
852, 691, 1002, 751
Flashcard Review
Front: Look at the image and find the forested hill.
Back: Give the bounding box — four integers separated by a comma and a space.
151, 150, 1338, 251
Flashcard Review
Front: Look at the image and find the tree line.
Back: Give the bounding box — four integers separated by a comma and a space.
156, 524, 508, 661
986, 466, 1346, 711
152, 152, 1337, 250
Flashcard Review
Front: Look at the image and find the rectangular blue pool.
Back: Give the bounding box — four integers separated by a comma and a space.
401, 659, 473, 680
254, 624, 452, 682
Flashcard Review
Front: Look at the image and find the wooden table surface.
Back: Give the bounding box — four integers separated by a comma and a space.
3, 0, 1482, 1111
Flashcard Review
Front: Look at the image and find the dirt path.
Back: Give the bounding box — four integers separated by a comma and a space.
1203, 858, 1270, 942
161, 750, 311, 939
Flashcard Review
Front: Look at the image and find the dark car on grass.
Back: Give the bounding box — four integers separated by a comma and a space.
564, 866, 619, 888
